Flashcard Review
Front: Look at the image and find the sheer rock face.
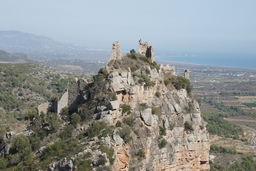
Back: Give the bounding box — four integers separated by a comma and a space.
105, 66, 210, 171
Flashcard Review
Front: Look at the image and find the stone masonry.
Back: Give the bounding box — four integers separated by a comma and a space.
138, 39, 155, 61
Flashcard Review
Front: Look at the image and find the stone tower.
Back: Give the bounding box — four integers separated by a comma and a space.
108, 41, 122, 63
184, 69, 190, 80
138, 39, 155, 62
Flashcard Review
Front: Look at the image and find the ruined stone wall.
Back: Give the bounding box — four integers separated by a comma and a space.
68, 79, 87, 112
138, 39, 155, 61
37, 102, 50, 115
160, 64, 176, 76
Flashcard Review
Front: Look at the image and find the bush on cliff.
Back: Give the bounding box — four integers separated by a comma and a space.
121, 104, 131, 114
184, 121, 194, 132
158, 138, 167, 149
118, 126, 132, 143
172, 76, 192, 94
86, 121, 113, 138
136, 149, 146, 161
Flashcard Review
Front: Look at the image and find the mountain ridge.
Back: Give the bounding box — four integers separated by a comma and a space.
0, 30, 109, 59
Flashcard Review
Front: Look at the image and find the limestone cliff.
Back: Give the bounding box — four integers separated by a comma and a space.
102, 64, 209, 170
47, 41, 210, 171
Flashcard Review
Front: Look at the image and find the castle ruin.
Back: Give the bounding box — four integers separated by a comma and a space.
160, 64, 176, 76
138, 39, 155, 62
108, 41, 122, 63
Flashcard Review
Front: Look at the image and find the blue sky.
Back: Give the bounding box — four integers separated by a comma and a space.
1, 0, 256, 55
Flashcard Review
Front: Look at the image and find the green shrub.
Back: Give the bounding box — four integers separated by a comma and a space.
172, 76, 192, 94
77, 159, 92, 171
41, 140, 65, 161
116, 120, 122, 127
158, 138, 167, 149
136, 149, 145, 161
151, 61, 160, 71
155, 91, 161, 98
121, 104, 131, 114
96, 166, 111, 171
60, 125, 74, 139
87, 121, 108, 138
86, 121, 112, 138
48, 112, 62, 133
127, 53, 136, 60
139, 56, 151, 64
152, 106, 160, 115
164, 77, 172, 86
130, 49, 136, 54
71, 113, 81, 127
100, 145, 115, 165
79, 104, 94, 121
130, 66, 138, 72
118, 126, 132, 143
184, 121, 194, 132
9, 135, 33, 165
98, 68, 108, 75
123, 116, 136, 127
138, 74, 155, 87
0, 157, 8, 169
24, 108, 38, 121
159, 126, 166, 136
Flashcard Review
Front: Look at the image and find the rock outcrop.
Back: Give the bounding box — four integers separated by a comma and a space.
91, 41, 209, 170
45, 41, 209, 171
105, 68, 210, 171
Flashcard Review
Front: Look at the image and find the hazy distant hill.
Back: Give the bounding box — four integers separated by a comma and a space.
0, 31, 109, 59
0, 49, 30, 63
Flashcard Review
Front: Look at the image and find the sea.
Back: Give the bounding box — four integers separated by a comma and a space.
156, 53, 256, 70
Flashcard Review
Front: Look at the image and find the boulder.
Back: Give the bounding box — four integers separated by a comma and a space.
109, 100, 120, 110
140, 108, 152, 126
113, 129, 124, 146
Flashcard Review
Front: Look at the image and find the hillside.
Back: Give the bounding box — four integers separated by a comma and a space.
0, 41, 210, 170
0, 50, 30, 63
0, 62, 83, 121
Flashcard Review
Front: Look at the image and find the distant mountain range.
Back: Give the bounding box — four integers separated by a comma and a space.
0, 31, 109, 60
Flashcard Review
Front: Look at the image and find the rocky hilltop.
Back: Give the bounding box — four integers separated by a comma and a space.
92, 41, 210, 170
0, 40, 209, 171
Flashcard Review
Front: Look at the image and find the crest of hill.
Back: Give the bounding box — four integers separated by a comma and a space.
0, 31, 109, 59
